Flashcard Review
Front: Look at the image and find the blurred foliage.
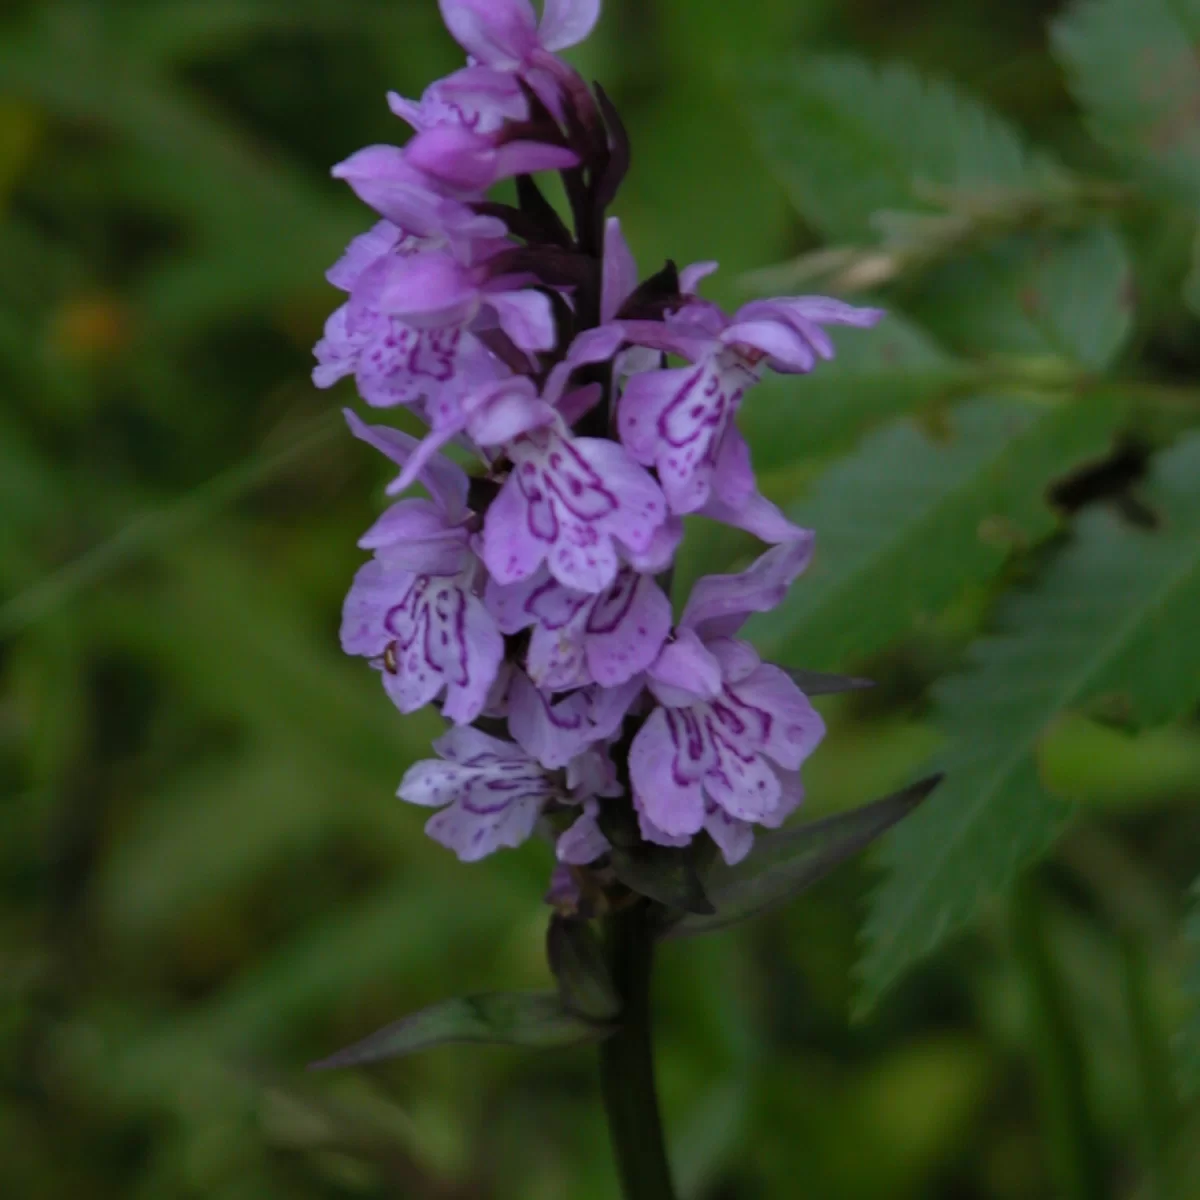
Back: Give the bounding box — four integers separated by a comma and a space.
2, 1, 1200, 1198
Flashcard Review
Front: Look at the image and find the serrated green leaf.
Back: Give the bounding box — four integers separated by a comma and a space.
667, 775, 942, 939
747, 393, 1126, 669
746, 54, 1062, 243
914, 224, 1133, 369
740, 315, 971, 470
1180, 878, 1200, 1097
858, 434, 1200, 1012
1053, 0, 1200, 201
308, 992, 612, 1070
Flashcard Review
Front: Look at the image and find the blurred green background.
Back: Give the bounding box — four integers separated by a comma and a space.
3, 1, 1199, 1197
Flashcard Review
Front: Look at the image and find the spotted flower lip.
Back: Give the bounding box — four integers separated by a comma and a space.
396, 695, 622, 863
486, 563, 672, 690
627, 537, 823, 864
341, 412, 503, 725
399, 725, 566, 861
321, 0, 885, 869
479, 417, 670, 594
506, 669, 641, 769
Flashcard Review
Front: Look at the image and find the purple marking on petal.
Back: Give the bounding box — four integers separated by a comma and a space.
527, 576, 591, 630
584, 569, 639, 636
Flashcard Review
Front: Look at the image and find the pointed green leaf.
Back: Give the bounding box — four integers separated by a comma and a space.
308, 992, 612, 1070
1180, 877, 1200, 1097
858, 434, 1200, 1012
745, 56, 1131, 370
747, 393, 1126, 669
1053, 0, 1200, 201
547, 916, 622, 1022
610, 842, 716, 915
667, 775, 943, 939
746, 54, 1062, 243
784, 670, 876, 695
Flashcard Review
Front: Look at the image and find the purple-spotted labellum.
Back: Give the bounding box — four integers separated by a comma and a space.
319, 0, 883, 870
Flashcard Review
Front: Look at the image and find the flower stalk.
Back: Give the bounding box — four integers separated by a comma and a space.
598, 902, 678, 1200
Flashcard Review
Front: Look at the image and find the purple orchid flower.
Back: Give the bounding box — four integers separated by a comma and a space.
397, 702, 621, 862
556, 745, 623, 864
317, 0, 893, 903
348, 247, 556, 351
332, 146, 508, 243
340, 412, 504, 725
398, 726, 566, 861
438, 0, 601, 71
486, 564, 672, 691
332, 129, 576, 229
312, 219, 511, 410
617, 293, 884, 518
387, 65, 530, 135
405, 125, 579, 196
628, 536, 825, 864
506, 669, 642, 769
480, 415, 670, 593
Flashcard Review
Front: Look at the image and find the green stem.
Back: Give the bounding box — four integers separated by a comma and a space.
1119, 935, 1176, 1199
599, 902, 678, 1200
1010, 880, 1105, 1200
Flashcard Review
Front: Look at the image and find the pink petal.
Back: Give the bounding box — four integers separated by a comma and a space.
433, 724, 525, 762
376, 252, 479, 328
438, 0, 539, 67
492, 140, 580, 178
358, 498, 452, 550
584, 572, 672, 688
546, 324, 626, 405
313, 303, 363, 389
730, 664, 826, 772
526, 616, 590, 690
479, 473, 550, 586
681, 534, 815, 641
340, 561, 395, 657
701, 740, 782, 823
327, 221, 401, 291
441, 592, 506, 724
602, 216, 638, 321
425, 793, 544, 861
538, 0, 601, 50
344, 408, 470, 518
679, 260, 719, 295
556, 798, 610, 865
623, 516, 683, 574
705, 636, 761, 684
703, 805, 755, 865
573, 436, 669, 559
397, 759, 473, 807
629, 709, 706, 837
486, 288, 556, 353
699, 487, 807, 546
722, 318, 817, 373
648, 628, 724, 705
